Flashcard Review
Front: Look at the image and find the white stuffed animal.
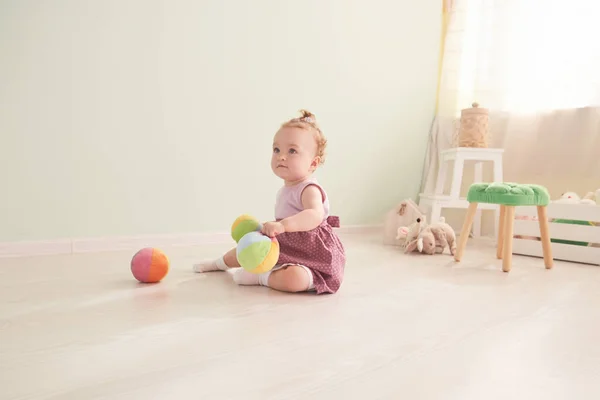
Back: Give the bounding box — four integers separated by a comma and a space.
399, 217, 427, 253
554, 191, 596, 205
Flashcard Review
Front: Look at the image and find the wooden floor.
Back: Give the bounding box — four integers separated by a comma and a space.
1, 232, 600, 399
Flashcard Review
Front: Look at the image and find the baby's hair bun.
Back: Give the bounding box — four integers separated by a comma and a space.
298, 109, 316, 123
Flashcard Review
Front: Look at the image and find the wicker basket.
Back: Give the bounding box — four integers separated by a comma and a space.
456, 102, 489, 148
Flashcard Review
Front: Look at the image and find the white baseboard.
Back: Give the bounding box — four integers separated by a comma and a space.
0, 225, 381, 258
338, 224, 382, 235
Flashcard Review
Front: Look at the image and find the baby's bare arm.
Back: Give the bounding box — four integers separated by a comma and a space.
281, 185, 325, 233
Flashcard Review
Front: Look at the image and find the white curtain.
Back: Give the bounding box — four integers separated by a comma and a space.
421, 0, 600, 208
437, 0, 600, 117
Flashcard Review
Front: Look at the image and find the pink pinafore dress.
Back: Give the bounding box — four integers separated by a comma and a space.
274, 179, 346, 294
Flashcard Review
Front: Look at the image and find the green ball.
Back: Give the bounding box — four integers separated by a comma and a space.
231, 214, 262, 243
236, 231, 279, 274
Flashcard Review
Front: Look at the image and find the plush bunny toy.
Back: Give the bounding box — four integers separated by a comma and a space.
404, 217, 457, 255
429, 217, 457, 255
407, 226, 437, 254
401, 217, 427, 253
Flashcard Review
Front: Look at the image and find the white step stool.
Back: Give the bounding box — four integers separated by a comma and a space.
419, 147, 504, 237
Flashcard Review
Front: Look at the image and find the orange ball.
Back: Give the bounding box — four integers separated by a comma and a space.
130, 247, 169, 283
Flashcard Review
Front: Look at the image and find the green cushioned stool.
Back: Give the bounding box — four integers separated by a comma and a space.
454, 182, 554, 272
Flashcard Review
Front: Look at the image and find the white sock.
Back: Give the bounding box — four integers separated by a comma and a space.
193, 257, 229, 273
258, 271, 272, 287
232, 268, 272, 287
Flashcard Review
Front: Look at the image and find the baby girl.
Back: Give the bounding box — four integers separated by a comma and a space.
193, 110, 346, 294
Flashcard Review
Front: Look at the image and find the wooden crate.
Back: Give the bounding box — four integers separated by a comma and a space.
512, 203, 600, 265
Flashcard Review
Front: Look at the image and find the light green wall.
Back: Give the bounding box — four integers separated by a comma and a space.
0, 0, 440, 242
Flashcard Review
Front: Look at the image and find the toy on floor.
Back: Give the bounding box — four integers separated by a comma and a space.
231, 214, 279, 274
405, 225, 437, 254
385, 199, 424, 246
403, 216, 457, 255
130, 247, 170, 283
400, 217, 426, 253
429, 217, 457, 255
397, 217, 424, 245
396, 226, 409, 240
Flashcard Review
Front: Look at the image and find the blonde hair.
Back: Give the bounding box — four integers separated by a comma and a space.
280, 109, 327, 165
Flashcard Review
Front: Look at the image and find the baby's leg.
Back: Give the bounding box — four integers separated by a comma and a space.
232, 264, 313, 293
193, 247, 240, 272
269, 265, 312, 292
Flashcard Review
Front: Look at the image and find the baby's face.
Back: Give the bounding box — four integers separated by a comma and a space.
271, 126, 319, 183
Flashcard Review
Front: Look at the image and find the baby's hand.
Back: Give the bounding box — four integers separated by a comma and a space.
261, 221, 285, 238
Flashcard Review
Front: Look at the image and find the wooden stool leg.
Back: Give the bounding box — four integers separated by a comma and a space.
502, 206, 515, 272
496, 205, 506, 259
454, 202, 479, 262
537, 206, 554, 269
